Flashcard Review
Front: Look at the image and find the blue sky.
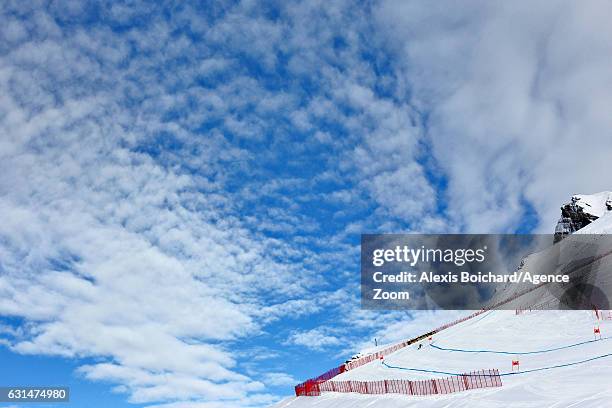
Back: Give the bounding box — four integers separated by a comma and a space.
0, 1, 611, 407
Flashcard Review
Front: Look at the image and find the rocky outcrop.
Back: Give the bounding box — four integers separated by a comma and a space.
554, 192, 612, 242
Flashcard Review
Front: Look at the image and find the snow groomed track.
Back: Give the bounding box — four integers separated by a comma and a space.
383, 347, 612, 376
408, 329, 612, 377
429, 336, 611, 355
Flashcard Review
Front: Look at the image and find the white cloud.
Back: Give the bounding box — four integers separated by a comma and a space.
0, 2, 321, 406
285, 328, 342, 351
375, 0, 612, 232
262, 372, 298, 387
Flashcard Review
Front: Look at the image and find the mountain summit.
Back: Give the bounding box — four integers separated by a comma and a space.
555, 191, 612, 241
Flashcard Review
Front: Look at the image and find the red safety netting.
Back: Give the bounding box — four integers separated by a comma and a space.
295, 310, 489, 396
297, 369, 502, 396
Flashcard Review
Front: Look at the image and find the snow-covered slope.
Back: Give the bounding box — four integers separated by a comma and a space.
573, 192, 612, 219
579, 211, 612, 234
274, 194, 612, 408
274, 310, 612, 407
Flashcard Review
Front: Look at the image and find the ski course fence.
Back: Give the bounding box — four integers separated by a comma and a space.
295, 310, 487, 396
294, 285, 548, 396
298, 369, 502, 396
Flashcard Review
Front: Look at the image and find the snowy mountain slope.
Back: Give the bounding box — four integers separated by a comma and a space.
573, 192, 612, 219
488, 236, 612, 311
579, 211, 612, 234
275, 310, 612, 407
274, 194, 612, 407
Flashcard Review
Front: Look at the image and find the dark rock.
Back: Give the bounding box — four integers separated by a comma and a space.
554, 196, 599, 243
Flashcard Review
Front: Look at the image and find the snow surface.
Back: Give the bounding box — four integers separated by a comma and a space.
572, 191, 612, 219
273, 195, 612, 408
579, 211, 612, 234
275, 310, 612, 407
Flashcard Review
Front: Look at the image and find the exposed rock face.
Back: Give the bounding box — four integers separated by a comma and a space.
554, 192, 612, 242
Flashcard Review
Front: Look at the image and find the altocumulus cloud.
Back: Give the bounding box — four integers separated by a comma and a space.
0, 1, 611, 407
285, 328, 342, 351
0, 1, 414, 406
